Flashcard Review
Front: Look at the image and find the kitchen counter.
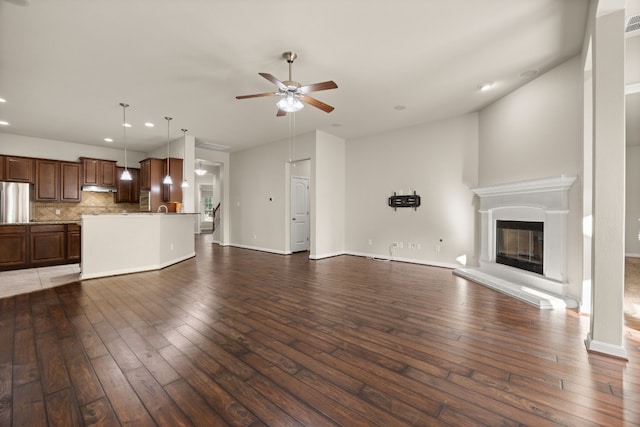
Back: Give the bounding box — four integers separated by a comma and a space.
80, 213, 197, 279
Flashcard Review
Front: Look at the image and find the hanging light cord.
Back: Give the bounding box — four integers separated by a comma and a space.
120, 102, 129, 172
166, 116, 172, 177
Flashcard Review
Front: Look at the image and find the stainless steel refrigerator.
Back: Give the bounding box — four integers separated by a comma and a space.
0, 182, 30, 223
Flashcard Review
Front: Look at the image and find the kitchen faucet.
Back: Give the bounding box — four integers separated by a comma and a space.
157, 205, 168, 213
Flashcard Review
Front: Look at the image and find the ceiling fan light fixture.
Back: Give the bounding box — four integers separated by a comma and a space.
277, 93, 304, 112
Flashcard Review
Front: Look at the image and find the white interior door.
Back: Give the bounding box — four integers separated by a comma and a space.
291, 176, 310, 252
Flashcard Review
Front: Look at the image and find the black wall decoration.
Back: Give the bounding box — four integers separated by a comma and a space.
388, 191, 421, 211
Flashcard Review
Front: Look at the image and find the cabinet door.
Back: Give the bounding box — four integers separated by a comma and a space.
66, 224, 81, 261
35, 159, 60, 201
4, 156, 34, 183
83, 158, 99, 185
139, 159, 151, 190
101, 161, 116, 186
0, 226, 28, 269
0, 155, 4, 179
30, 225, 65, 264
130, 168, 140, 203
60, 162, 82, 202
163, 158, 183, 203
115, 167, 132, 203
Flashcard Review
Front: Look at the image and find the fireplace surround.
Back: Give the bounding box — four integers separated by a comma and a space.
454, 176, 578, 309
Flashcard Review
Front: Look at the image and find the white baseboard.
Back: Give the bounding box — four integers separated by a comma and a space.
585, 333, 628, 360
230, 243, 291, 255
346, 251, 458, 269
625, 253, 640, 258
309, 251, 346, 260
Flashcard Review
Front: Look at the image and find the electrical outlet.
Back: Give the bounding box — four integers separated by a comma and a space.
368, 239, 372, 245
398, 242, 403, 249
55, 209, 61, 215
417, 243, 421, 250
435, 244, 441, 253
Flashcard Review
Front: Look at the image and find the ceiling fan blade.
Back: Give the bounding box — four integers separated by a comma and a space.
259, 73, 287, 90
300, 95, 334, 113
236, 92, 278, 100
298, 80, 338, 94
276, 109, 287, 117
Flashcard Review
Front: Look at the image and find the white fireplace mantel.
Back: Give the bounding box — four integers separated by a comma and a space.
454, 175, 578, 309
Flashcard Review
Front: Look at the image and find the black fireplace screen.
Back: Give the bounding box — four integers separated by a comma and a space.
496, 220, 543, 274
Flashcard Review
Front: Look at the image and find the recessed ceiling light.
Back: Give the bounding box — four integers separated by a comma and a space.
104, 137, 113, 142
0, 121, 9, 126
519, 69, 539, 78
122, 123, 132, 128
393, 105, 407, 110
145, 122, 155, 127
480, 82, 495, 92
0, 98, 6, 103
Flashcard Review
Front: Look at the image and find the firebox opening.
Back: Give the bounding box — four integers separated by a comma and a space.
496, 220, 544, 275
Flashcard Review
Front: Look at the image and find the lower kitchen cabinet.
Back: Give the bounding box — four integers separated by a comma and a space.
67, 224, 81, 261
30, 224, 66, 265
0, 225, 28, 269
0, 223, 81, 271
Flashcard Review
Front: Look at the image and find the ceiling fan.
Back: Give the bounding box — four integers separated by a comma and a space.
236, 51, 338, 116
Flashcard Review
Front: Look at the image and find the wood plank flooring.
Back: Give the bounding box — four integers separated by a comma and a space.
1, 234, 639, 426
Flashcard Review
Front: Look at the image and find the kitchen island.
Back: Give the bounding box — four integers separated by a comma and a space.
80, 213, 197, 279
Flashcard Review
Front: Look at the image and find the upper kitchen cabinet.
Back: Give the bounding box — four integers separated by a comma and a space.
35, 159, 59, 201
139, 158, 165, 191
60, 162, 82, 202
81, 158, 116, 188
115, 167, 140, 203
35, 160, 81, 202
2, 156, 34, 183
163, 157, 183, 203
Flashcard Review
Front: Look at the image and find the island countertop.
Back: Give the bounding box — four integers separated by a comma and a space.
80, 213, 197, 279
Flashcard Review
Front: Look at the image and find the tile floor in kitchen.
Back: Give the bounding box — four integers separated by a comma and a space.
0, 264, 81, 299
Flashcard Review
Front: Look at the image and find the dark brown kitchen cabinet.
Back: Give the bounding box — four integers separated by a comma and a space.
163, 157, 183, 203
30, 224, 65, 265
67, 224, 81, 261
60, 161, 82, 202
0, 155, 4, 179
3, 156, 34, 183
0, 225, 28, 269
81, 158, 116, 187
115, 167, 140, 203
35, 160, 81, 202
139, 158, 164, 191
35, 159, 60, 201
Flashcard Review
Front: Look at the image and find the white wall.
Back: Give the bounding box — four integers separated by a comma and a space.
0, 132, 146, 166
229, 132, 315, 253
478, 55, 584, 299
345, 114, 478, 267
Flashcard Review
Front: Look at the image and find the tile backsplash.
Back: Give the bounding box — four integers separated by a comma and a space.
32, 191, 139, 222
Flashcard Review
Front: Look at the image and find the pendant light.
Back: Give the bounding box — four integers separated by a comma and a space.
195, 160, 207, 176
119, 102, 132, 181
163, 116, 173, 185
180, 128, 189, 188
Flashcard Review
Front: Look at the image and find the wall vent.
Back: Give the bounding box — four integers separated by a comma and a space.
627, 14, 640, 33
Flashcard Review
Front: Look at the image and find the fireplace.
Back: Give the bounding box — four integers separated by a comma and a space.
495, 220, 543, 274
453, 176, 578, 309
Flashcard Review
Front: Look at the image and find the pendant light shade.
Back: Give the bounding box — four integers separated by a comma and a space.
119, 102, 133, 181
181, 128, 189, 188
195, 161, 207, 176
163, 116, 173, 185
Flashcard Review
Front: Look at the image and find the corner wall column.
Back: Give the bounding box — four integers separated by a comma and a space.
586, 6, 627, 359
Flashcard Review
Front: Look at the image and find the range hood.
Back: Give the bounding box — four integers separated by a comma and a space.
82, 185, 117, 193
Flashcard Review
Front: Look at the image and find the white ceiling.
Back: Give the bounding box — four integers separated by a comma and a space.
0, 0, 592, 154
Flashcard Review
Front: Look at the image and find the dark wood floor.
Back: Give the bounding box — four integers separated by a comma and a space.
1, 235, 639, 426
